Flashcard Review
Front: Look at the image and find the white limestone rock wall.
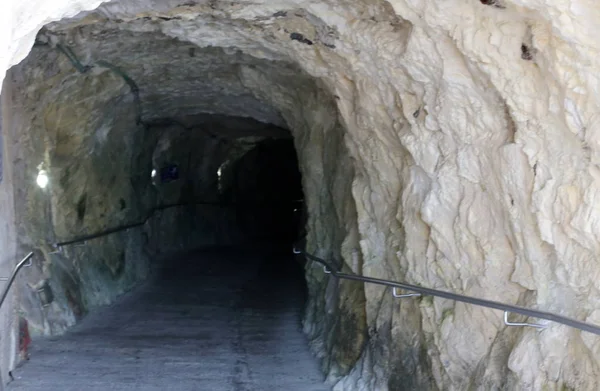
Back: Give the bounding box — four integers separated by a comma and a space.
2, 0, 600, 390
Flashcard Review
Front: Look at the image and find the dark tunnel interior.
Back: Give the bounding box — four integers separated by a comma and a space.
156, 127, 310, 298
2, 20, 336, 388
229, 138, 305, 246
148, 120, 309, 288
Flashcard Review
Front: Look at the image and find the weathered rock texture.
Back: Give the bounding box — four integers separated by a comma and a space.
1, 0, 600, 390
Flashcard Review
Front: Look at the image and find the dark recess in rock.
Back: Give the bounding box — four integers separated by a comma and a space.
77, 194, 87, 221
521, 44, 534, 60
290, 32, 313, 45
273, 11, 287, 17
189, 47, 195, 57
480, 0, 505, 8
119, 198, 127, 210
413, 108, 420, 118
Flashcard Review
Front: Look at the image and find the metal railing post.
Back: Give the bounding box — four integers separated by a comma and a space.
0, 252, 34, 309
504, 311, 546, 330
392, 287, 421, 299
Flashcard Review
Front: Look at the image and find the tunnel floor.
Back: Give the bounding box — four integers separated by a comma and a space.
7, 248, 329, 390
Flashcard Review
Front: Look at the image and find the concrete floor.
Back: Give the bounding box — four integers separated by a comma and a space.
8, 248, 330, 391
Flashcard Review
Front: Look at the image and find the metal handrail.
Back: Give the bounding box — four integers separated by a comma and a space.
294, 247, 600, 336
0, 252, 34, 309
53, 201, 224, 247
55, 199, 305, 248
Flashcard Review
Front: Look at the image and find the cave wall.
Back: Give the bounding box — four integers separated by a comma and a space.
0, 77, 21, 387
6, 47, 154, 336
1, 0, 600, 390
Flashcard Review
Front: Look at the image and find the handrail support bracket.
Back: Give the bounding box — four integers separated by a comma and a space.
392, 287, 421, 299
504, 311, 546, 330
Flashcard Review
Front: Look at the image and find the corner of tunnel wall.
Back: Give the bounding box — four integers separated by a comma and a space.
0, 73, 23, 387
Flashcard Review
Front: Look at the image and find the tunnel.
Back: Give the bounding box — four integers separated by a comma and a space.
2, 0, 600, 390
3, 32, 330, 387
2, 6, 350, 390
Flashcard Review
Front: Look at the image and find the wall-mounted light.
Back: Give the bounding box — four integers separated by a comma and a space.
36, 169, 49, 189
217, 160, 229, 194
151, 169, 157, 179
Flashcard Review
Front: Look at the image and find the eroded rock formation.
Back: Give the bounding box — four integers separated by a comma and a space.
2, 0, 600, 390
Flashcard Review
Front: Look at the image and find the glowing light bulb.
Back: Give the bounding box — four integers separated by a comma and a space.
151, 169, 157, 178
36, 170, 49, 189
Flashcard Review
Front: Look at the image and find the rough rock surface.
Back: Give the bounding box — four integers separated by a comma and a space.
1, 0, 600, 390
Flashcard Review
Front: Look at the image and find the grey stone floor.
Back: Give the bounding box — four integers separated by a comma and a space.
8, 248, 330, 391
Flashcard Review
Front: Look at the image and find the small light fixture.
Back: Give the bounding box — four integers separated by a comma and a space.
151, 169, 157, 179
36, 169, 49, 189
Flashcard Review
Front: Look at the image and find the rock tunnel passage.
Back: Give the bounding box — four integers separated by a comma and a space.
7, 248, 330, 391
4, 0, 600, 390
3, 1, 347, 387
